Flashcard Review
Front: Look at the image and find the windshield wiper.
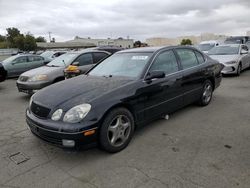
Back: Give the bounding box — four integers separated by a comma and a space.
46, 64, 60, 67
103, 75, 113, 78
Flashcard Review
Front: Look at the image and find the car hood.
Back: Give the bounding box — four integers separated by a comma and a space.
33, 75, 133, 109
209, 54, 240, 64
21, 65, 64, 77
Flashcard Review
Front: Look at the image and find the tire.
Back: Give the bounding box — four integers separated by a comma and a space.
198, 80, 213, 106
99, 107, 135, 153
236, 63, 242, 76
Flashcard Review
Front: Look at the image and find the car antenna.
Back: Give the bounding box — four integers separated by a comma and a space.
62, 60, 66, 67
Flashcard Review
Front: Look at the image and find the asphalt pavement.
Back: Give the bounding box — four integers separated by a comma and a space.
0, 71, 250, 188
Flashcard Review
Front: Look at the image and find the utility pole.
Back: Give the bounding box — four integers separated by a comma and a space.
48, 32, 52, 42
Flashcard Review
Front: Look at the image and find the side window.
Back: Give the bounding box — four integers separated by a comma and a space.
15, 56, 28, 64
194, 51, 205, 64
93, 52, 109, 63
176, 49, 199, 69
149, 50, 179, 74
74, 53, 93, 66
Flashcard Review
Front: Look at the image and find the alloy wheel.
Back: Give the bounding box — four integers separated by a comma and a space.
202, 83, 212, 104
107, 115, 131, 147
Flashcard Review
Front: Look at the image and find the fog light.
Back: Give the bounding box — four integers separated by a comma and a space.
62, 139, 75, 147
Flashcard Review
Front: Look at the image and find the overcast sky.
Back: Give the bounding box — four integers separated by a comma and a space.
0, 0, 250, 41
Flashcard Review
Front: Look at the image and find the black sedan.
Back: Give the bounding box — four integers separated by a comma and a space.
0, 63, 7, 82
26, 46, 223, 153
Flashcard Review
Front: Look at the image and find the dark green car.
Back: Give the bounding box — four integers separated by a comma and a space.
1, 54, 46, 78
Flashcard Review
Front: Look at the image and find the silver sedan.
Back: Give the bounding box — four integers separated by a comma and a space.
208, 44, 250, 76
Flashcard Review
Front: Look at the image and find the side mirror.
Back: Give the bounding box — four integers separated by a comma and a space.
72, 62, 80, 66
240, 50, 248, 54
145, 70, 165, 81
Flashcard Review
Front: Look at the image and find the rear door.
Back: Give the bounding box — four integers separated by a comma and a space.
73, 53, 94, 73
141, 50, 183, 120
175, 48, 204, 106
93, 52, 110, 64
27, 56, 45, 69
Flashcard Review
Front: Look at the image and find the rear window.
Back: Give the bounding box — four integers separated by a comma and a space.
176, 49, 199, 69
195, 51, 205, 64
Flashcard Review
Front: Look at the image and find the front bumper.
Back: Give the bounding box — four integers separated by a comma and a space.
16, 80, 51, 94
221, 63, 238, 74
26, 109, 98, 148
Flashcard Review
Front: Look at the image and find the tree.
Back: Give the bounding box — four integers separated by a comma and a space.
0, 35, 6, 42
14, 34, 25, 50
6, 27, 21, 47
180, 39, 193, 45
134, 40, 142, 47
35, 36, 46, 42
23, 34, 37, 51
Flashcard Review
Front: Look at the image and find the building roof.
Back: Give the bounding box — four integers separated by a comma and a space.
37, 42, 96, 49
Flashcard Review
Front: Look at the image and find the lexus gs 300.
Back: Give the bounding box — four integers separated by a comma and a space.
26, 46, 223, 153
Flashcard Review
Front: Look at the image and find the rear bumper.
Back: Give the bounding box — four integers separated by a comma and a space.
26, 109, 98, 148
16, 80, 51, 94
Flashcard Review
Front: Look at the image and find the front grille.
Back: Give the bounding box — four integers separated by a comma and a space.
30, 102, 51, 118
32, 129, 62, 145
19, 76, 29, 82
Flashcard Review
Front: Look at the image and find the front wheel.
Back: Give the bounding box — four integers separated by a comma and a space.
99, 107, 135, 153
198, 80, 213, 106
236, 63, 242, 76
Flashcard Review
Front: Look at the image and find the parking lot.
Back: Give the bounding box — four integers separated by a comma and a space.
0, 71, 249, 188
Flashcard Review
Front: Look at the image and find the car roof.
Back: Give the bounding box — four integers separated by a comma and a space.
117, 46, 198, 54
64, 49, 111, 56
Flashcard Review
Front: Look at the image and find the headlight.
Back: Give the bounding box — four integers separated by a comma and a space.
225, 61, 237, 64
51, 109, 63, 121
63, 104, 91, 123
28, 74, 48, 82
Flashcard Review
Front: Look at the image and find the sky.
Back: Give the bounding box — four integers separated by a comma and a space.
0, 0, 250, 42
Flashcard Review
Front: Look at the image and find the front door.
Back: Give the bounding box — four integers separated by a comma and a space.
73, 53, 94, 74
9, 56, 29, 76
140, 50, 183, 121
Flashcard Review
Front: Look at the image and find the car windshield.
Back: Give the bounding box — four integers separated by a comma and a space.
40, 51, 54, 58
47, 53, 78, 67
208, 45, 239, 55
89, 52, 153, 78
198, 43, 215, 51
2, 55, 18, 64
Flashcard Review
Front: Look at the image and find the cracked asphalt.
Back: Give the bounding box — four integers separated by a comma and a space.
0, 71, 250, 188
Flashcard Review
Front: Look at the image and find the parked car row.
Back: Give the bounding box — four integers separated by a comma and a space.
197, 37, 250, 76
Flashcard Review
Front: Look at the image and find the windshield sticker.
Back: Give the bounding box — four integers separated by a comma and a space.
131, 56, 148, 60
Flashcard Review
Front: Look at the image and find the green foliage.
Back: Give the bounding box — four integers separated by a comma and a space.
0, 35, 6, 42
6, 27, 21, 47
0, 42, 8, 48
180, 39, 193, 45
0, 27, 37, 51
24, 34, 37, 51
134, 40, 142, 47
35, 36, 46, 42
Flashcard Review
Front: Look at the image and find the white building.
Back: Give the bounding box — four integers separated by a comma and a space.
67, 37, 134, 48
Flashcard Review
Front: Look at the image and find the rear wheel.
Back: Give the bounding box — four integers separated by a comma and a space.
99, 107, 135, 153
198, 80, 213, 106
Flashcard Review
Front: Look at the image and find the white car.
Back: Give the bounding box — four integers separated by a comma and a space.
208, 44, 250, 76
197, 40, 221, 54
